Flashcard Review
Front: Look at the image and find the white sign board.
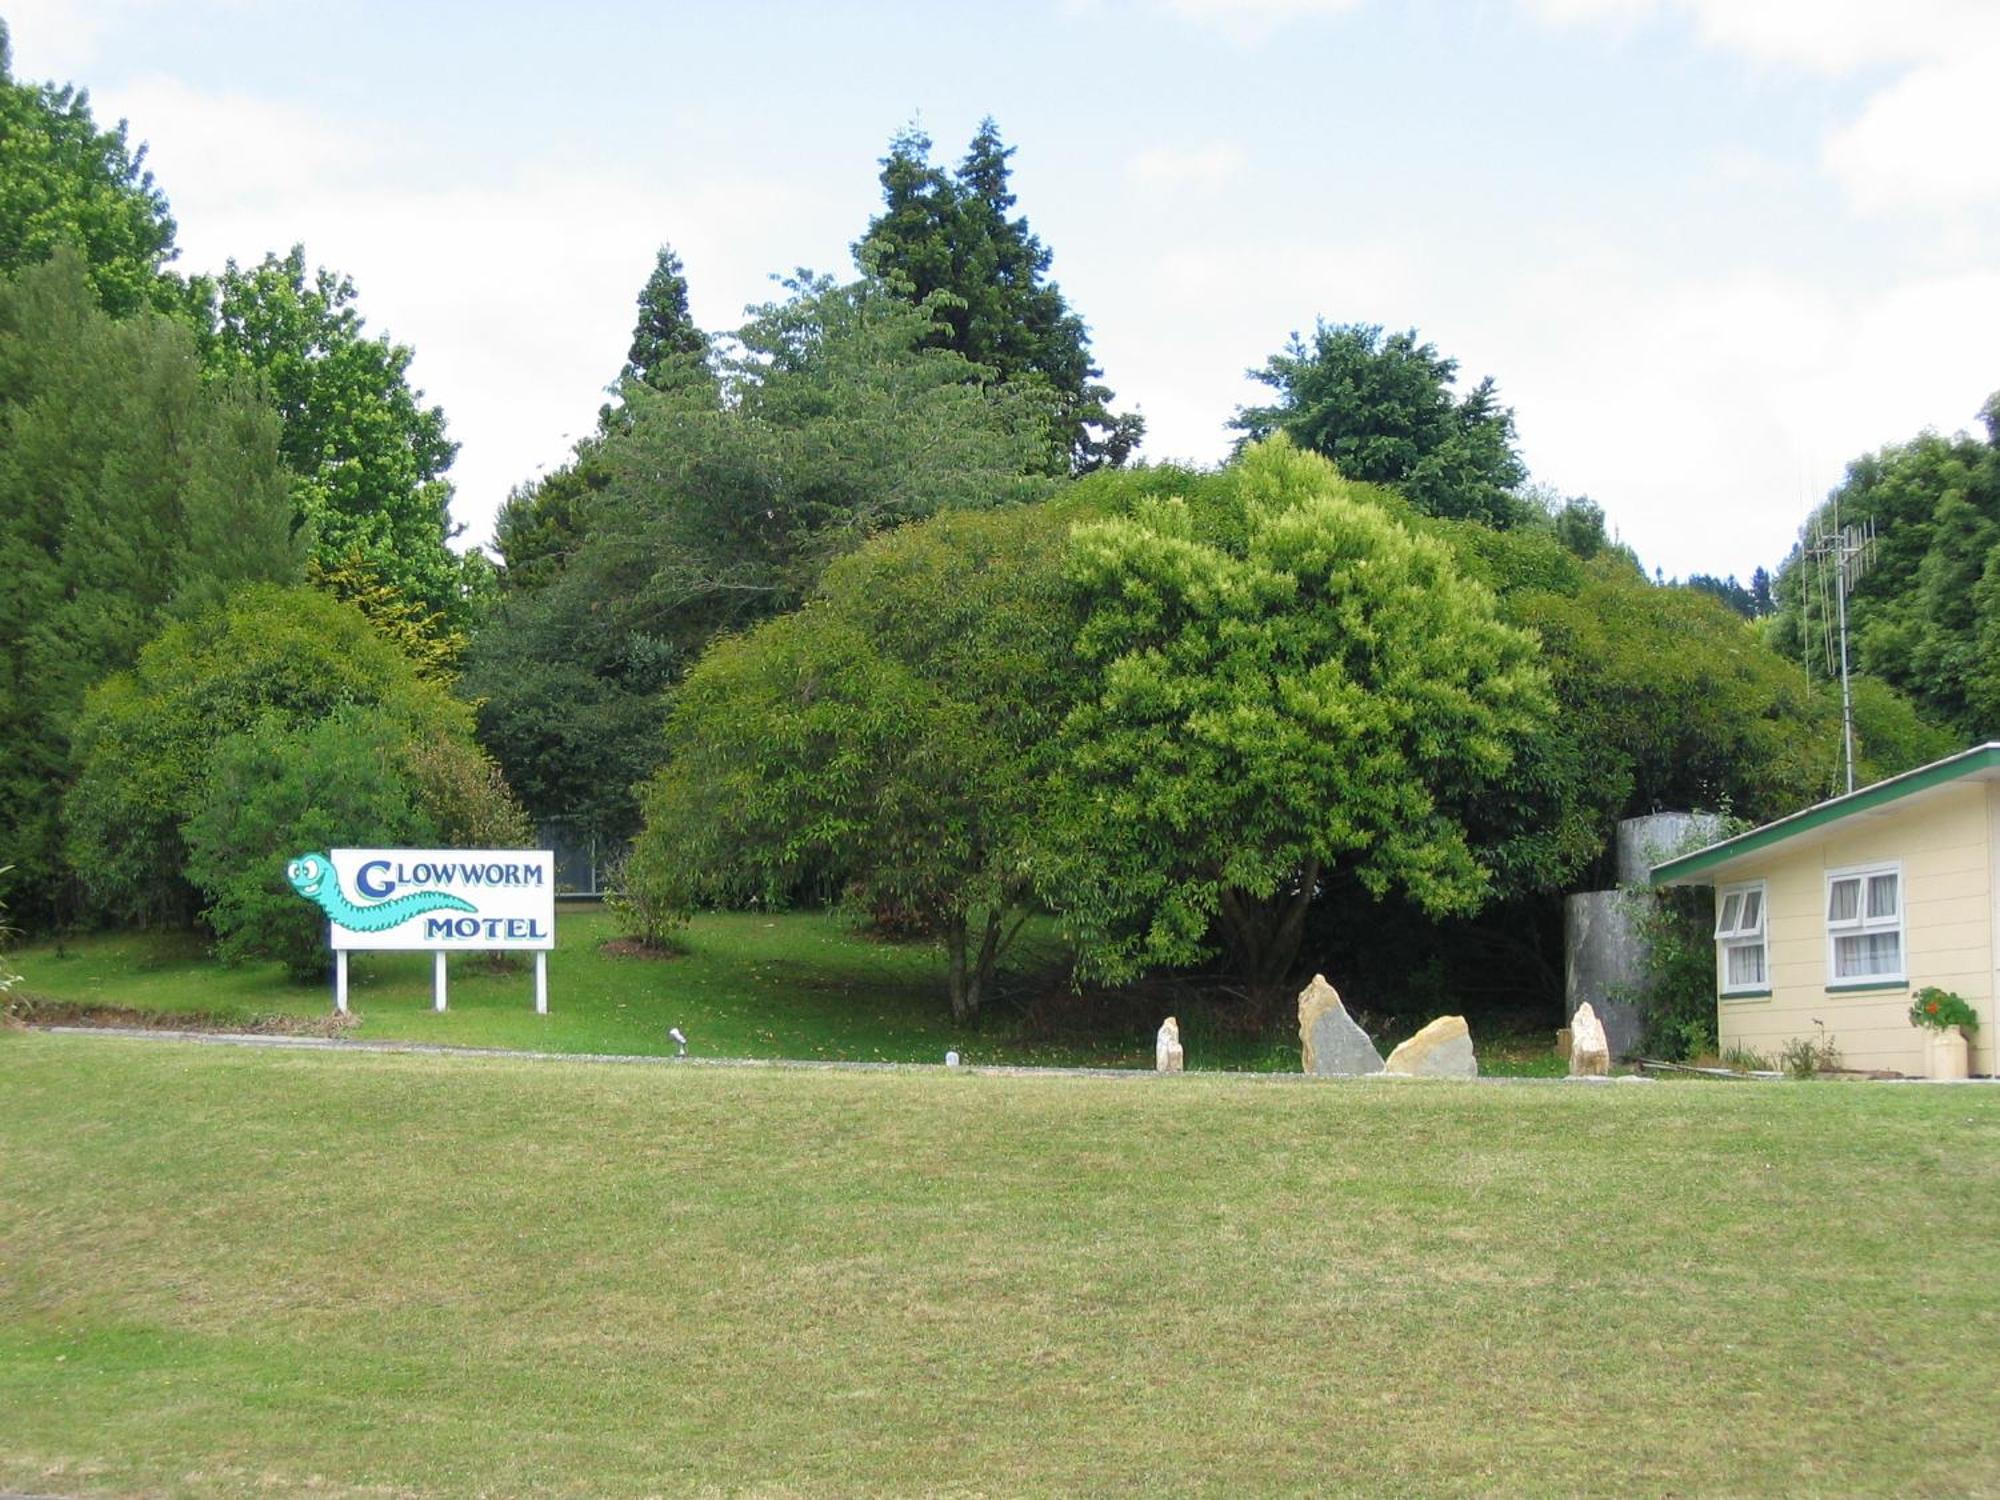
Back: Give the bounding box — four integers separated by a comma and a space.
289, 848, 557, 951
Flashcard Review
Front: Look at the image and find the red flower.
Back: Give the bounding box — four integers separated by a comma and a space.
1927, 1000, 1940, 1014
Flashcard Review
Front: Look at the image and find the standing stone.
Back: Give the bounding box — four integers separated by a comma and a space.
1382, 1015, 1477, 1078
1297, 975, 1384, 1077
1554, 1027, 1573, 1060
1569, 1002, 1611, 1078
1156, 1017, 1185, 1074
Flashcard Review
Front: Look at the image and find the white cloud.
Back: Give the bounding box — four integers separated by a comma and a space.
1129, 143, 1246, 193
1083, 236, 1428, 466
90, 77, 827, 553
110, 75, 361, 205
1823, 51, 2000, 212
1094, 218, 2000, 579
1156, 0, 1363, 43
1480, 257, 2000, 577
1, 0, 129, 76
1520, 0, 2000, 213
1518, 0, 1996, 73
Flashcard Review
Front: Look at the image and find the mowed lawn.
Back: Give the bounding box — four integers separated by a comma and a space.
13, 908, 1552, 1074
3, 1033, 1997, 1498
7, 906, 1275, 1071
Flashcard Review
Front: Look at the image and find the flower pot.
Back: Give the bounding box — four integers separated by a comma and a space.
1924, 1025, 1969, 1081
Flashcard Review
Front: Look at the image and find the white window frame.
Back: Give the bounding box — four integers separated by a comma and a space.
1714, 880, 1768, 996
1825, 862, 1905, 986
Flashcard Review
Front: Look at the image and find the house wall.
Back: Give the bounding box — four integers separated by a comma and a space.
1716, 780, 1994, 1075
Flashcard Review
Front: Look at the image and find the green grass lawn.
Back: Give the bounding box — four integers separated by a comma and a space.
2, 1032, 1995, 1498
9, 907, 1560, 1074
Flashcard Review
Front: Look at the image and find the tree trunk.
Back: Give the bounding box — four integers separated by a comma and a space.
1218, 857, 1322, 999
963, 908, 1006, 1018
943, 915, 975, 1023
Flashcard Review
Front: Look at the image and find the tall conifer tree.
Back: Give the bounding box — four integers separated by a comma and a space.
857, 120, 1142, 473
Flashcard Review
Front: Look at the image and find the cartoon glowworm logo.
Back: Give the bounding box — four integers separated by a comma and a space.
286, 852, 475, 933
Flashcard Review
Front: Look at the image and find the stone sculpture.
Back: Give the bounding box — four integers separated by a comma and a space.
1382, 1015, 1477, 1078
1156, 1017, 1184, 1074
1568, 1001, 1611, 1078
1297, 975, 1384, 1076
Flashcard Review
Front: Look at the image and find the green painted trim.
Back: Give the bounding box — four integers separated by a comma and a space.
1720, 989, 1772, 1001
1651, 743, 2000, 886
1825, 980, 1907, 994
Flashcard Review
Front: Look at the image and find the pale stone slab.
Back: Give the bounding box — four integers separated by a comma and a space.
1569, 1002, 1611, 1077
1297, 974, 1384, 1077
1383, 1015, 1477, 1078
1156, 1017, 1184, 1074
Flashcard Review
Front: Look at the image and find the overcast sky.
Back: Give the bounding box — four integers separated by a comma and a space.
10, 0, 1998, 581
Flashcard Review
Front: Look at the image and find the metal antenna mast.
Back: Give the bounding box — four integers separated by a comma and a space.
1801, 503, 1877, 794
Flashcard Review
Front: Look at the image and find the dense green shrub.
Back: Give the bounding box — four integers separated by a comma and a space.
65, 584, 473, 925
183, 709, 529, 979
1621, 884, 1720, 1061
66, 585, 524, 970
185, 712, 429, 979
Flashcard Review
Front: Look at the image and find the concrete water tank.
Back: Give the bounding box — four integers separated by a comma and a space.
1564, 812, 1724, 1060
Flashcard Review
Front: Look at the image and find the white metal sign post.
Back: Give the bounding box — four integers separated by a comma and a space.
287, 848, 557, 1015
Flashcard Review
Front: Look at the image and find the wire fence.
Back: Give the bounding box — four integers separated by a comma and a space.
534, 819, 625, 898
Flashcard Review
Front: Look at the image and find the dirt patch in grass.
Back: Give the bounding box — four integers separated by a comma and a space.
5, 996, 357, 1038
596, 938, 686, 961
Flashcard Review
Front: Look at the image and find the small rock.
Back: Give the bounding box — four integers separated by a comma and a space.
1383, 1015, 1477, 1078
1156, 1017, 1184, 1074
1554, 1027, 1573, 1060
1569, 1002, 1611, 1078
1297, 975, 1384, 1077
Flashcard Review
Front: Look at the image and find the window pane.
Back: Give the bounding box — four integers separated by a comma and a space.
1740, 889, 1762, 933
1866, 872, 1898, 920
1717, 892, 1742, 936
1835, 931, 1901, 978
1827, 877, 1860, 923
1726, 942, 1765, 987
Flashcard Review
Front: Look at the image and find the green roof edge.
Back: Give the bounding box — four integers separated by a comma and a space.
1650, 743, 2000, 886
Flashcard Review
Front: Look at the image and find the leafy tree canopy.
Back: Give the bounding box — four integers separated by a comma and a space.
857, 120, 1142, 474
199, 246, 470, 632
465, 272, 1056, 839
1234, 321, 1531, 528
64, 583, 493, 930
0, 24, 182, 316
1042, 439, 1552, 990
0, 250, 301, 926
627, 499, 1090, 1019
1769, 393, 2000, 740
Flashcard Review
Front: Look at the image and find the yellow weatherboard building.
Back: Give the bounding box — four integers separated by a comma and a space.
1651, 744, 1998, 1077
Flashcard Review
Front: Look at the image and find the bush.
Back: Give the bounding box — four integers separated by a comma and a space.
602, 849, 690, 953
1909, 987, 1979, 1033
1619, 884, 1719, 1061
182, 711, 533, 981
185, 711, 433, 980
66, 583, 483, 926
1779, 1025, 1841, 1079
